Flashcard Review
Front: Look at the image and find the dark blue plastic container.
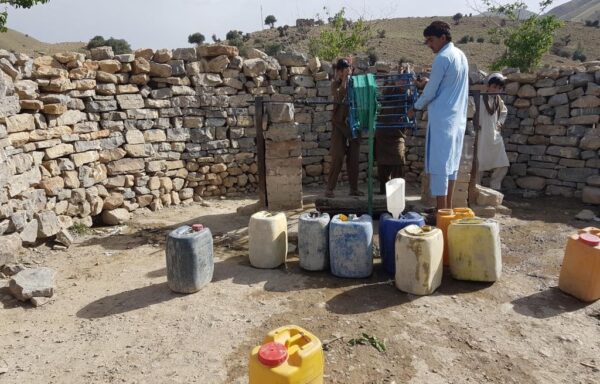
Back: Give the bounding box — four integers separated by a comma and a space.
166, 225, 214, 293
379, 212, 425, 274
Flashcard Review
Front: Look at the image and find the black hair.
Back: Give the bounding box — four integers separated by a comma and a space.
334, 58, 350, 71
488, 76, 505, 87
423, 21, 452, 42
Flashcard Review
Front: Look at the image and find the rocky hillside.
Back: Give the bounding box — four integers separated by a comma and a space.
547, 0, 600, 22
247, 16, 600, 71
2, 14, 600, 70
0, 28, 84, 56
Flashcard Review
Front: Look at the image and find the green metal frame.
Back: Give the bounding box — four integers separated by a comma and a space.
349, 73, 380, 216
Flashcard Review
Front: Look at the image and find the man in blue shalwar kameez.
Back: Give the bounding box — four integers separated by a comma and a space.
408, 21, 469, 210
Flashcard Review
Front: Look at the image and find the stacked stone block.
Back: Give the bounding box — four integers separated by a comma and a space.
1, 43, 600, 245
265, 102, 302, 210
500, 64, 600, 203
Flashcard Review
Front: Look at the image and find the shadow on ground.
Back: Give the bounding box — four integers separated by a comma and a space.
210, 255, 376, 293
503, 194, 592, 227
76, 282, 183, 319
325, 271, 494, 315
79, 211, 250, 251
0, 286, 34, 310
511, 286, 592, 319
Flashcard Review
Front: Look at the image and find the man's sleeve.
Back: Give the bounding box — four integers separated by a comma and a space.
414, 55, 449, 110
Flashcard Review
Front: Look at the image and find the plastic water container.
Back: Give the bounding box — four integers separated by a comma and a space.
437, 208, 475, 265
395, 225, 443, 295
386, 178, 406, 219
329, 214, 373, 278
249, 325, 324, 384
298, 212, 330, 271
379, 212, 425, 274
165, 224, 214, 293
559, 227, 600, 302
249, 211, 287, 269
448, 218, 502, 282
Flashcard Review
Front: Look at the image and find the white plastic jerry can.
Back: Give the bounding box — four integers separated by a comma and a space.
249, 211, 288, 269
395, 225, 443, 295
448, 218, 502, 282
386, 178, 406, 219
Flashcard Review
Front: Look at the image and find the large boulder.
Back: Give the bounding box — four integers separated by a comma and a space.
243, 58, 267, 77
197, 44, 239, 58
90, 46, 114, 61
9, 267, 56, 301
101, 208, 131, 225
276, 51, 308, 67
35, 210, 61, 238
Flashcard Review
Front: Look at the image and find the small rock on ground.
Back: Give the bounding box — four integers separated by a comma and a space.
575, 209, 596, 221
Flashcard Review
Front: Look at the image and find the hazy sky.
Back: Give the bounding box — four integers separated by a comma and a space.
6, 0, 572, 49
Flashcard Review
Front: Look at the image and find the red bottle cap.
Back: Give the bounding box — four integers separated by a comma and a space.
578, 233, 600, 246
192, 224, 204, 232
258, 342, 288, 367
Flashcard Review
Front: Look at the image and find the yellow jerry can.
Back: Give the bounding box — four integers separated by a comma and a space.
249, 325, 324, 384
448, 218, 502, 282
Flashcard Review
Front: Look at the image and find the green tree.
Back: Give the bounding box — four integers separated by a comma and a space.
308, 8, 371, 61
485, 0, 564, 72
86, 35, 131, 54
86, 35, 106, 49
264, 15, 277, 29
188, 32, 205, 45
0, 0, 50, 32
225, 30, 243, 41
453, 13, 463, 25
105, 37, 131, 54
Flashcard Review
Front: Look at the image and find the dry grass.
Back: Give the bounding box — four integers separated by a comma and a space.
250, 16, 600, 71
0, 28, 85, 57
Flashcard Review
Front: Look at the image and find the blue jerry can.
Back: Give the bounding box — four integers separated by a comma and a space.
379, 212, 425, 274
329, 214, 373, 278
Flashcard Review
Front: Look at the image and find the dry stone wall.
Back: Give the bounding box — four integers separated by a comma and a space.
0, 44, 599, 244
403, 63, 600, 206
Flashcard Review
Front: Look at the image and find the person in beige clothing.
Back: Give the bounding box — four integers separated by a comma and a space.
477, 73, 509, 191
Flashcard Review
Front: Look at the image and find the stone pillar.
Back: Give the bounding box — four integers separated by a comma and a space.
265, 102, 303, 210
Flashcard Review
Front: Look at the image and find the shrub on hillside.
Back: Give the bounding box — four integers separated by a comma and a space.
265, 43, 283, 56
453, 13, 463, 25
87, 35, 131, 54
188, 32, 205, 45
477, 37, 485, 43
226, 30, 243, 41
572, 50, 586, 62
367, 47, 378, 66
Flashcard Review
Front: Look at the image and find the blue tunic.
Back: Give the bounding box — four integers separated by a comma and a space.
414, 42, 469, 176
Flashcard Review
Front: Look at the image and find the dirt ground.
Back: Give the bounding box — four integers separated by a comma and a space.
1, 188, 600, 384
